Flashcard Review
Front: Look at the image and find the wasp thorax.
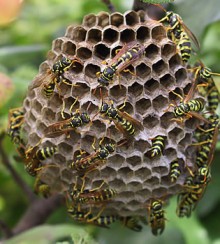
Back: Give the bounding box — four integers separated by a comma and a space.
18, 9, 219, 234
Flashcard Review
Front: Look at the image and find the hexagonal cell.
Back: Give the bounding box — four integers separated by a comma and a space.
118, 167, 134, 181
169, 54, 182, 71
42, 107, 56, 122
100, 166, 117, 179
168, 87, 183, 101
183, 83, 192, 96
117, 100, 134, 115
128, 82, 143, 97
134, 139, 150, 153
152, 165, 168, 175
151, 25, 167, 42
71, 26, 87, 42
185, 116, 201, 130
84, 63, 100, 78
127, 181, 143, 191
94, 43, 110, 60
164, 147, 177, 158
168, 127, 184, 144
83, 14, 97, 27
152, 59, 168, 77
39, 61, 50, 73
152, 95, 169, 111
144, 175, 160, 186
81, 101, 97, 115
143, 115, 159, 129
145, 44, 159, 60
89, 119, 106, 135
126, 155, 142, 167
103, 27, 119, 43
36, 121, 47, 136
69, 61, 84, 74
72, 82, 90, 98
97, 12, 109, 28
110, 12, 124, 27
161, 42, 176, 60
160, 112, 174, 129
125, 11, 139, 26
60, 168, 73, 183
61, 97, 79, 115
47, 93, 63, 112
108, 154, 125, 170
160, 73, 175, 89
136, 26, 150, 42
86, 28, 102, 43
136, 98, 151, 115
136, 63, 151, 80
52, 38, 63, 53
109, 84, 126, 100
62, 41, 76, 55
47, 50, 57, 62
179, 133, 192, 148
175, 68, 187, 85
76, 46, 92, 60
144, 78, 160, 94
120, 28, 136, 43
32, 100, 43, 114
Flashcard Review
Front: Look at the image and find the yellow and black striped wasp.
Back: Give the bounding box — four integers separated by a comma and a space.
31, 56, 82, 98
147, 199, 166, 236
148, 135, 166, 158
69, 178, 117, 207
194, 113, 219, 168
24, 141, 58, 176
167, 86, 209, 124
119, 216, 142, 232
97, 41, 145, 86
159, 10, 200, 63
70, 138, 115, 175
67, 206, 117, 228
99, 99, 144, 137
44, 99, 90, 137
169, 158, 181, 183
191, 62, 220, 112
7, 107, 24, 145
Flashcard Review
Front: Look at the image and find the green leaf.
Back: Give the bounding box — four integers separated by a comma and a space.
4, 224, 98, 244
174, 0, 220, 39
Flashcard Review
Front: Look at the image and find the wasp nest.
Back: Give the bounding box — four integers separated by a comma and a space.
18, 10, 213, 231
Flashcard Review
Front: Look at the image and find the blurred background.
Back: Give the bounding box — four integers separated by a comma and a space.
0, 0, 220, 243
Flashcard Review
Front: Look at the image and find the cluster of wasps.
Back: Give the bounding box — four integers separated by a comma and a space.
7, 6, 220, 236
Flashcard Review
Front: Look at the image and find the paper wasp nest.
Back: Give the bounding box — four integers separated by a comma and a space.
22, 10, 204, 218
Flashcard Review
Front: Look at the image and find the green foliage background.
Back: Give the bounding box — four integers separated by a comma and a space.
0, 0, 220, 243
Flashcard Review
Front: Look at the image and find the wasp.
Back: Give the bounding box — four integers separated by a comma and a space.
7, 107, 24, 145
45, 110, 90, 137
97, 42, 145, 86
170, 159, 181, 183
34, 177, 51, 198
31, 56, 81, 98
24, 143, 58, 176
70, 179, 117, 206
194, 114, 219, 167
159, 11, 199, 62
192, 63, 220, 112
67, 207, 117, 228
167, 89, 208, 124
70, 139, 115, 174
119, 216, 142, 232
194, 165, 211, 185
148, 135, 165, 158
99, 100, 143, 137
148, 199, 166, 236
